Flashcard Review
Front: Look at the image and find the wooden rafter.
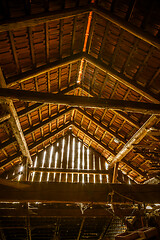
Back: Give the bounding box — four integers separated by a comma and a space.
0, 88, 160, 114
0, 113, 10, 124
110, 115, 158, 167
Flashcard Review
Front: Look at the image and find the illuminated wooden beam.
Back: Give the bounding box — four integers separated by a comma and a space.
0, 88, 160, 114
0, 182, 160, 204
93, 5, 160, 49
110, 115, 157, 167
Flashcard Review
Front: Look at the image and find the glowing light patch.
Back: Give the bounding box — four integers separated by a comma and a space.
42, 150, 46, 168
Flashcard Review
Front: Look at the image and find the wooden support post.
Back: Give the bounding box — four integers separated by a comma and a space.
112, 162, 119, 183
0, 69, 32, 165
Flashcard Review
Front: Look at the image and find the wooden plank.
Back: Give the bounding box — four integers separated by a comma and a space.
6, 53, 83, 87
93, 5, 160, 49
1, 88, 160, 114
110, 115, 157, 167
0, 6, 91, 33
0, 182, 160, 204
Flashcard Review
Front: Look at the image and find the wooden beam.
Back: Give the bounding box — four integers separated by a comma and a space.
112, 162, 119, 183
0, 69, 32, 165
1, 88, 160, 114
17, 85, 77, 118
83, 53, 160, 104
92, 5, 160, 49
110, 115, 157, 167
6, 53, 83, 87
0, 182, 160, 204
0, 206, 147, 217
0, 113, 10, 124
29, 167, 109, 175
0, 152, 21, 169
0, 6, 91, 33
77, 218, 85, 240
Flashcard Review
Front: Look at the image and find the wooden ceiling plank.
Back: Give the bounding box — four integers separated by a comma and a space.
93, 5, 160, 49
1, 88, 160, 114
110, 115, 158, 167
0, 69, 32, 165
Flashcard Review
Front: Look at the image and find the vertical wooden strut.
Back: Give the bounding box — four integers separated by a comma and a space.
0, 68, 32, 166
